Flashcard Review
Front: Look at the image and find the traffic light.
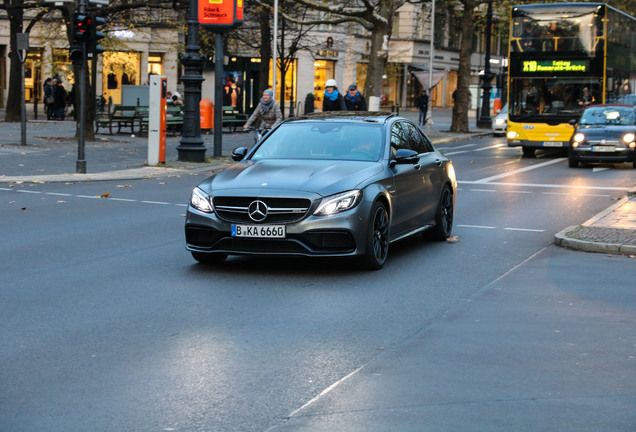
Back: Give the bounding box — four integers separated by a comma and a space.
69, 13, 90, 61
87, 15, 106, 57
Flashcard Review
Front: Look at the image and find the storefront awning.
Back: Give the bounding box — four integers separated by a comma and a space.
411, 70, 447, 90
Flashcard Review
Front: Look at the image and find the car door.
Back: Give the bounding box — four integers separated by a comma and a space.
404, 122, 445, 222
389, 121, 432, 236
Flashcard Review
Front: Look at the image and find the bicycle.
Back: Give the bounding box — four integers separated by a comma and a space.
245, 126, 271, 144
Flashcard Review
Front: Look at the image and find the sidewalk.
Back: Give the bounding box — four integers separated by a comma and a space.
1, 107, 635, 255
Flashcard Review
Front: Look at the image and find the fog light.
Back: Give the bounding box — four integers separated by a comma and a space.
571, 142, 579, 148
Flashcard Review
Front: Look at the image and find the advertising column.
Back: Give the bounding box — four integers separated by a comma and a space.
148, 75, 167, 165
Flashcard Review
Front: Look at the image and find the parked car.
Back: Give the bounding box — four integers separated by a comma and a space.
568, 104, 636, 168
185, 112, 457, 269
492, 104, 508, 136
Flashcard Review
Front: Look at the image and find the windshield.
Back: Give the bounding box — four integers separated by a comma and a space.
579, 106, 636, 125
251, 122, 384, 162
509, 78, 600, 120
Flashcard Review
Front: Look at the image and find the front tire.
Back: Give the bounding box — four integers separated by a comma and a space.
361, 201, 389, 270
522, 146, 535, 158
427, 184, 454, 241
191, 251, 228, 265
568, 156, 579, 168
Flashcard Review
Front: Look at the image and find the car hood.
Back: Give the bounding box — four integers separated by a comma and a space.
577, 125, 636, 138
201, 159, 384, 196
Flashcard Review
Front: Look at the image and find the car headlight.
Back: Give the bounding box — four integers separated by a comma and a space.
314, 190, 362, 216
623, 133, 635, 143
495, 118, 505, 125
573, 133, 585, 143
190, 187, 214, 213
506, 131, 518, 139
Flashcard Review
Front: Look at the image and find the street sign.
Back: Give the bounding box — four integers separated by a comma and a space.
199, 0, 242, 30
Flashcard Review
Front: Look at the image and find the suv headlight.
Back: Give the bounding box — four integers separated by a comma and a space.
573, 133, 585, 143
623, 133, 635, 143
190, 187, 214, 213
314, 190, 361, 216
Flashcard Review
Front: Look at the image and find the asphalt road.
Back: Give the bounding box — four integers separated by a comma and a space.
1, 135, 634, 431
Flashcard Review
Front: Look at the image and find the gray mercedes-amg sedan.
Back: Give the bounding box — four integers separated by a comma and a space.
185, 112, 456, 269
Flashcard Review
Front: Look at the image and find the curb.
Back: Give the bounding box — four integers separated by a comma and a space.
554, 226, 636, 255
554, 192, 636, 256
0, 164, 227, 184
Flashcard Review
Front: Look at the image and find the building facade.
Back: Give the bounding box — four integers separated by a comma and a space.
1, 3, 505, 115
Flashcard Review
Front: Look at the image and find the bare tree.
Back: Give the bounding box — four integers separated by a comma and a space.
280, 0, 402, 102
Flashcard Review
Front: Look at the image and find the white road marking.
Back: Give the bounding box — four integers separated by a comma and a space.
474, 144, 505, 151
471, 158, 566, 183
458, 180, 631, 192
444, 150, 471, 156
504, 227, 545, 232
141, 201, 171, 205
457, 224, 497, 229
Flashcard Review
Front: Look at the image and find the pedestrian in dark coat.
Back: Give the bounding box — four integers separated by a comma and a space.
344, 84, 367, 111
43, 78, 54, 120
322, 79, 346, 111
417, 89, 429, 125
52, 79, 67, 121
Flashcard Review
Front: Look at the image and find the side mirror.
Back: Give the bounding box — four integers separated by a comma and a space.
392, 148, 419, 165
231, 147, 248, 161
568, 119, 577, 126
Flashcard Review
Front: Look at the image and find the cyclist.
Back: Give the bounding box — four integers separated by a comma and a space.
243, 89, 282, 140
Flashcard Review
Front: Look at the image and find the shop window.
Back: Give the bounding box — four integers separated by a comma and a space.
267, 58, 298, 107
147, 54, 163, 82
102, 51, 141, 105
313, 60, 335, 110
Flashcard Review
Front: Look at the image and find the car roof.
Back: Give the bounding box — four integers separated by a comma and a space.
283, 111, 399, 125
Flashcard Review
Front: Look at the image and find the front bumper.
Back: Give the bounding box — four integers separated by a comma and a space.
185, 200, 374, 257
569, 146, 636, 164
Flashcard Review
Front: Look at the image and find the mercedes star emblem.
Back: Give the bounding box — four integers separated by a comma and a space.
248, 200, 268, 222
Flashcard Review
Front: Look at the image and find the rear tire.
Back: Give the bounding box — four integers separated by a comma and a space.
361, 201, 389, 270
191, 252, 228, 265
427, 184, 454, 241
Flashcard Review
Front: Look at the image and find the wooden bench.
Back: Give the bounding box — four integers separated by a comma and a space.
222, 106, 248, 132
95, 105, 146, 135
138, 105, 184, 136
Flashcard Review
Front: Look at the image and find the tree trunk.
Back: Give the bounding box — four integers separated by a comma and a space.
450, 0, 477, 133
5, 2, 24, 122
363, 0, 395, 102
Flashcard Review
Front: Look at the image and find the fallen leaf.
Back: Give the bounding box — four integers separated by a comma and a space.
99, 192, 111, 198
116, 184, 132, 188
20, 207, 26, 211
57, 200, 66, 204
446, 235, 459, 243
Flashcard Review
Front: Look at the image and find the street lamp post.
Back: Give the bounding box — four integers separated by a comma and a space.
176, 0, 206, 162
477, 0, 494, 129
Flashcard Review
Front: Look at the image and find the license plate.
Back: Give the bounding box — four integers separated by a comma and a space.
232, 224, 285, 238
592, 146, 615, 152
543, 141, 564, 147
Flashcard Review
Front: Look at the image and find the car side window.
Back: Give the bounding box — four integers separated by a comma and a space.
402, 122, 434, 154
410, 124, 435, 153
390, 122, 409, 154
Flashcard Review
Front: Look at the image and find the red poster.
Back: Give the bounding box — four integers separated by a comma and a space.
199, 0, 234, 26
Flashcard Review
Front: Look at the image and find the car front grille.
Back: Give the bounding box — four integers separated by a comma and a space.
213, 197, 312, 224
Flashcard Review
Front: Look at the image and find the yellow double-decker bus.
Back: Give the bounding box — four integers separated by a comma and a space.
507, 3, 636, 157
